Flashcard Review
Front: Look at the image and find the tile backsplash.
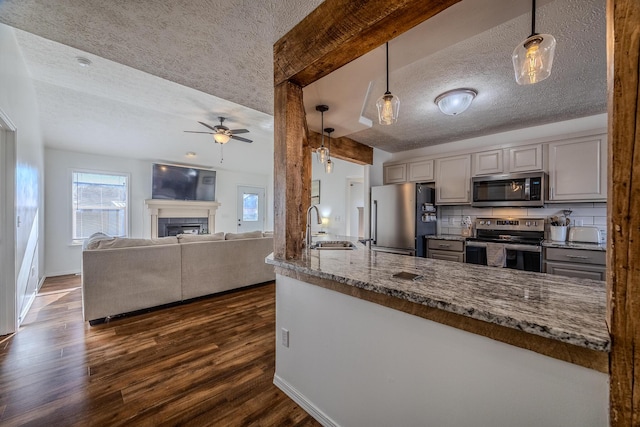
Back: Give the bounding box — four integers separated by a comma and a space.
438, 202, 607, 242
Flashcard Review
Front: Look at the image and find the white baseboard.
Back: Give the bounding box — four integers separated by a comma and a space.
273, 374, 339, 427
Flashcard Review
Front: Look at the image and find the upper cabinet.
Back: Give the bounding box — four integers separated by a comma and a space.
408, 159, 435, 182
473, 149, 503, 175
383, 163, 407, 184
506, 144, 543, 173
435, 154, 471, 205
548, 134, 607, 202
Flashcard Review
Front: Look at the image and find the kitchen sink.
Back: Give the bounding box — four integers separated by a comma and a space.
310, 241, 357, 250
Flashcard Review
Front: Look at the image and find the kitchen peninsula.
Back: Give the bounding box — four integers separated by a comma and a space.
267, 248, 609, 426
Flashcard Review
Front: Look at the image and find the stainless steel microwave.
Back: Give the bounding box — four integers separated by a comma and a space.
471, 172, 547, 207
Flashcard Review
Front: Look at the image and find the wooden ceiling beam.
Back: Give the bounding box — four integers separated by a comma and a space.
274, 0, 461, 87
308, 131, 373, 165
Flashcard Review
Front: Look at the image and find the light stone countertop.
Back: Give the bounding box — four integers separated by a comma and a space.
266, 248, 609, 352
542, 240, 607, 251
426, 234, 467, 241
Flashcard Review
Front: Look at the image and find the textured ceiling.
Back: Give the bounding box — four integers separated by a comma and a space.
0, 0, 607, 161
305, 0, 607, 152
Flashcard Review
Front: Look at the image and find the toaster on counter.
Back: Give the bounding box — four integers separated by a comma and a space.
568, 226, 601, 243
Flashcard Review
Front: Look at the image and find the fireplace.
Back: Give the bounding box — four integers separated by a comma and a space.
158, 217, 207, 237
145, 199, 221, 239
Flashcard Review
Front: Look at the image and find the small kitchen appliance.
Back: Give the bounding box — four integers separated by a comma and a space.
568, 226, 601, 243
465, 217, 545, 272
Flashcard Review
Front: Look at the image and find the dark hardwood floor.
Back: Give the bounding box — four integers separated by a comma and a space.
0, 275, 319, 426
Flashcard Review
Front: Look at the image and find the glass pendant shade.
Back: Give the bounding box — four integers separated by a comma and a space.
435, 89, 477, 116
214, 133, 231, 144
376, 92, 400, 125
325, 158, 333, 174
512, 34, 556, 85
317, 145, 329, 164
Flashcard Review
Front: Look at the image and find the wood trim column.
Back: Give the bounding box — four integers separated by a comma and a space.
607, 0, 640, 425
274, 81, 309, 260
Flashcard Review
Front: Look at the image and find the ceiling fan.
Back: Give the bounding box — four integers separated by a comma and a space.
184, 117, 253, 144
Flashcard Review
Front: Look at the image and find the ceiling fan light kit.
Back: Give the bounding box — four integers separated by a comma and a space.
435, 88, 477, 116
512, 0, 556, 85
315, 105, 330, 164
376, 42, 400, 125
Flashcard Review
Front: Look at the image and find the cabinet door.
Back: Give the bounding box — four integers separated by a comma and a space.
428, 250, 464, 263
384, 164, 407, 184
545, 261, 606, 281
473, 149, 503, 176
548, 135, 607, 202
507, 144, 543, 172
435, 155, 471, 204
408, 160, 434, 182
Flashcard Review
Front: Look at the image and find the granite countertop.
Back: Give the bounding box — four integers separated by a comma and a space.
542, 240, 607, 251
426, 234, 467, 241
266, 248, 609, 352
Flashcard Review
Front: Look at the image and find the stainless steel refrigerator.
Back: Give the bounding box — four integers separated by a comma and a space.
370, 182, 437, 256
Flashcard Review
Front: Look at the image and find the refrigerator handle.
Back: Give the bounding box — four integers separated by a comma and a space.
372, 200, 378, 245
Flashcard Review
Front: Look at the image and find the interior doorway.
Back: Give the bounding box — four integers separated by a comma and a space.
236, 185, 265, 232
0, 110, 17, 335
346, 178, 364, 238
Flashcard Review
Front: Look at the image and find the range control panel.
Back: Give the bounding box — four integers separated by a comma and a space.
475, 218, 545, 232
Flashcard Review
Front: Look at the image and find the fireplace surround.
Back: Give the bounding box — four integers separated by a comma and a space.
145, 199, 221, 238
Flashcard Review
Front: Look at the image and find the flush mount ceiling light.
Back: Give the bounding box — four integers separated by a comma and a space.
376, 42, 400, 125
324, 127, 334, 174
434, 89, 477, 116
315, 105, 329, 164
512, 0, 556, 85
186, 151, 196, 157
75, 56, 92, 67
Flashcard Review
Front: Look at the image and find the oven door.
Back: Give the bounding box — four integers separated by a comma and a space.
465, 242, 542, 272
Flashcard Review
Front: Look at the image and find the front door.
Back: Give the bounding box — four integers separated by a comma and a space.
237, 185, 265, 232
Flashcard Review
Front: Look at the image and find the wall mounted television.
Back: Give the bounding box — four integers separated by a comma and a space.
152, 163, 216, 201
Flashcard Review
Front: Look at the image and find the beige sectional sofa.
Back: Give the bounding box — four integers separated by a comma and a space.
81, 231, 275, 323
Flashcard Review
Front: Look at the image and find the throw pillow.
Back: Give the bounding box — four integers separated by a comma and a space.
84, 232, 115, 250
95, 236, 179, 249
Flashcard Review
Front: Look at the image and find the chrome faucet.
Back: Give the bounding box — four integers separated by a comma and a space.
305, 205, 321, 248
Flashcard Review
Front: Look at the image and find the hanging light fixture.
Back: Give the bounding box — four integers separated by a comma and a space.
435, 89, 477, 116
376, 42, 400, 125
315, 105, 329, 163
324, 127, 334, 174
512, 0, 556, 85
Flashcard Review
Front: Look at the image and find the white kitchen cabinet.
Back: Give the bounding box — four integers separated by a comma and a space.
383, 163, 407, 184
548, 134, 607, 202
506, 144, 543, 172
427, 239, 465, 262
544, 247, 606, 280
473, 149, 503, 176
435, 154, 471, 204
408, 159, 434, 182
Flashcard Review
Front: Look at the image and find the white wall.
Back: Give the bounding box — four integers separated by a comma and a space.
0, 24, 45, 332
312, 157, 364, 236
275, 275, 609, 427
44, 148, 272, 276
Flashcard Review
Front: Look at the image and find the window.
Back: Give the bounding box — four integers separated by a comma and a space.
72, 171, 128, 243
242, 192, 259, 222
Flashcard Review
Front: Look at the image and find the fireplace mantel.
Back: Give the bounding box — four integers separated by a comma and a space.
145, 199, 221, 238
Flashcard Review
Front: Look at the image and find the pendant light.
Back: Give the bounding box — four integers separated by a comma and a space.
315, 105, 329, 163
324, 128, 334, 174
376, 42, 400, 125
512, 0, 556, 85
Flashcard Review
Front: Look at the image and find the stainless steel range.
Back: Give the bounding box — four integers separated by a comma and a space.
465, 217, 545, 272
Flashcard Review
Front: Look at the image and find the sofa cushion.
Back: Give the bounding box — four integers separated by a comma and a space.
83, 232, 115, 250
177, 232, 225, 243
225, 230, 264, 240
93, 236, 179, 249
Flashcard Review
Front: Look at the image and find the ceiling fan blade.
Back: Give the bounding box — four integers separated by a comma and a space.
198, 121, 218, 132
231, 135, 253, 143
184, 131, 214, 134
229, 129, 250, 134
